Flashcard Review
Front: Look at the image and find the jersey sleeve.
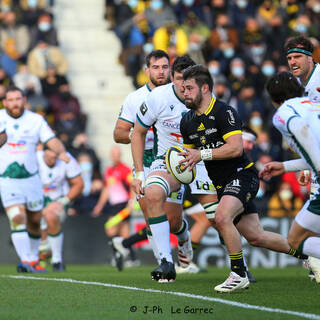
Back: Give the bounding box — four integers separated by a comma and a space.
118, 94, 136, 125
180, 113, 195, 148
272, 105, 299, 136
66, 152, 82, 178
39, 116, 55, 143
216, 105, 242, 141
136, 91, 158, 129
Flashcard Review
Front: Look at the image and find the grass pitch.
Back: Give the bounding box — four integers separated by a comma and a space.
0, 265, 319, 320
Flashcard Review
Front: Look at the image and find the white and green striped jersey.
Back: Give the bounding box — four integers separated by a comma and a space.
303, 63, 320, 102
0, 109, 55, 178
119, 83, 154, 151
37, 150, 81, 201
273, 97, 320, 177
136, 83, 187, 158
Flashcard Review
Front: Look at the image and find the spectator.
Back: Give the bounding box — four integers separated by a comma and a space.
228, 57, 249, 96
19, 0, 47, 27
0, 11, 30, 76
27, 40, 68, 79
268, 181, 304, 218
40, 66, 68, 98
13, 64, 42, 95
30, 12, 58, 48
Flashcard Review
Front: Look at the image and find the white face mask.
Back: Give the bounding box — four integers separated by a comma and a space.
250, 116, 262, 127
313, 4, 320, 13
237, 0, 248, 9
231, 66, 244, 77
208, 66, 220, 76
279, 189, 293, 201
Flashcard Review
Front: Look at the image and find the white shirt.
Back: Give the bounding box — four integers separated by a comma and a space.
119, 83, 154, 150
273, 97, 320, 175
136, 83, 187, 157
37, 151, 81, 200
0, 109, 55, 178
304, 63, 320, 102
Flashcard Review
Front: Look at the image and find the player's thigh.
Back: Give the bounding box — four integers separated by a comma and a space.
215, 195, 244, 223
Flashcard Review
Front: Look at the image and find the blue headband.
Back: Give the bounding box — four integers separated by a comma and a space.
287, 48, 313, 56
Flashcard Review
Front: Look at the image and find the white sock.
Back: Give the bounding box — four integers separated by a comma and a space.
149, 215, 172, 263
29, 234, 41, 261
147, 232, 160, 264
302, 237, 320, 258
11, 231, 31, 262
48, 232, 64, 263
174, 218, 189, 243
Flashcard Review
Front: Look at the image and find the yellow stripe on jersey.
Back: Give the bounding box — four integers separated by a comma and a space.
245, 162, 254, 170
183, 143, 195, 148
204, 97, 216, 115
223, 130, 242, 141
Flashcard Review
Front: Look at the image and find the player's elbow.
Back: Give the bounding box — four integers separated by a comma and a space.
0, 132, 7, 147
232, 145, 243, 158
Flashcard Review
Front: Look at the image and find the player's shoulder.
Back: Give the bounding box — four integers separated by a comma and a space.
149, 83, 172, 98
24, 109, 46, 122
125, 84, 150, 101
181, 109, 195, 124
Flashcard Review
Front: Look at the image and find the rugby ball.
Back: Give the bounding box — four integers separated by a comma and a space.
165, 146, 196, 184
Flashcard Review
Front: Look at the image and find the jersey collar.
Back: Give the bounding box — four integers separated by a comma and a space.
304, 63, 317, 86
172, 85, 184, 103
204, 97, 216, 115
146, 83, 152, 92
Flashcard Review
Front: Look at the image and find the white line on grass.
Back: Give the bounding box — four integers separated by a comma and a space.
4, 275, 320, 320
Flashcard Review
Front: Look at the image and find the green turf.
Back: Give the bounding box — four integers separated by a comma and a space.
0, 265, 319, 320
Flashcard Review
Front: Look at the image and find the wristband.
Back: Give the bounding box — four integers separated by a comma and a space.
134, 171, 144, 181
200, 149, 213, 161
57, 196, 70, 206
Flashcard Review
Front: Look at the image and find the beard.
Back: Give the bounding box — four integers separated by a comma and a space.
185, 92, 202, 110
149, 74, 170, 87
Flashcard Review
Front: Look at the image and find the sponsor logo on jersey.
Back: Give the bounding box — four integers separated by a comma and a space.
169, 105, 174, 111
161, 120, 180, 129
274, 114, 285, 125
205, 128, 217, 135
189, 134, 198, 139
170, 132, 183, 143
43, 185, 57, 193
226, 110, 235, 126
140, 103, 148, 115
8, 140, 27, 152
209, 115, 215, 120
200, 136, 206, 145
197, 123, 205, 131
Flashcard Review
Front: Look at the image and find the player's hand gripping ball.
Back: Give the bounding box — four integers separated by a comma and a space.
165, 146, 196, 184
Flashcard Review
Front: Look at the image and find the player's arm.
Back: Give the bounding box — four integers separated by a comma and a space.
287, 116, 320, 173
131, 121, 148, 195
46, 137, 70, 163
92, 186, 109, 217
66, 175, 84, 202
0, 131, 7, 147
113, 118, 133, 144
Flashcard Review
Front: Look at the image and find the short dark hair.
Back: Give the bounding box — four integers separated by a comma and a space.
171, 55, 196, 77
5, 86, 24, 98
145, 50, 169, 67
182, 64, 213, 92
265, 72, 304, 104
284, 36, 314, 55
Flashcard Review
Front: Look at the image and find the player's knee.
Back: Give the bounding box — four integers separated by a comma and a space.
214, 211, 232, 230
145, 176, 170, 202
6, 206, 27, 231
45, 211, 59, 227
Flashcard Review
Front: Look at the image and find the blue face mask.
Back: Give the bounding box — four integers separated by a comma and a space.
38, 22, 51, 32
237, 0, 248, 8
251, 46, 264, 56
296, 24, 307, 34
250, 116, 263, 127
232, 66, 244, 77
183, 0, 194, 6
223, 48, 235, 58
80, 161, 93, 172
256, 188, 265, 198
262, 65, 275, 77
143, 43, 154, 54
128, 0, 138, 8
28, 0, 38, 8
208, 66, 220, 76
150, 0, 163, 10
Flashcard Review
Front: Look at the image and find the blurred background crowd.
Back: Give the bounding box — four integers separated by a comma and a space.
0, 0, 319, 223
